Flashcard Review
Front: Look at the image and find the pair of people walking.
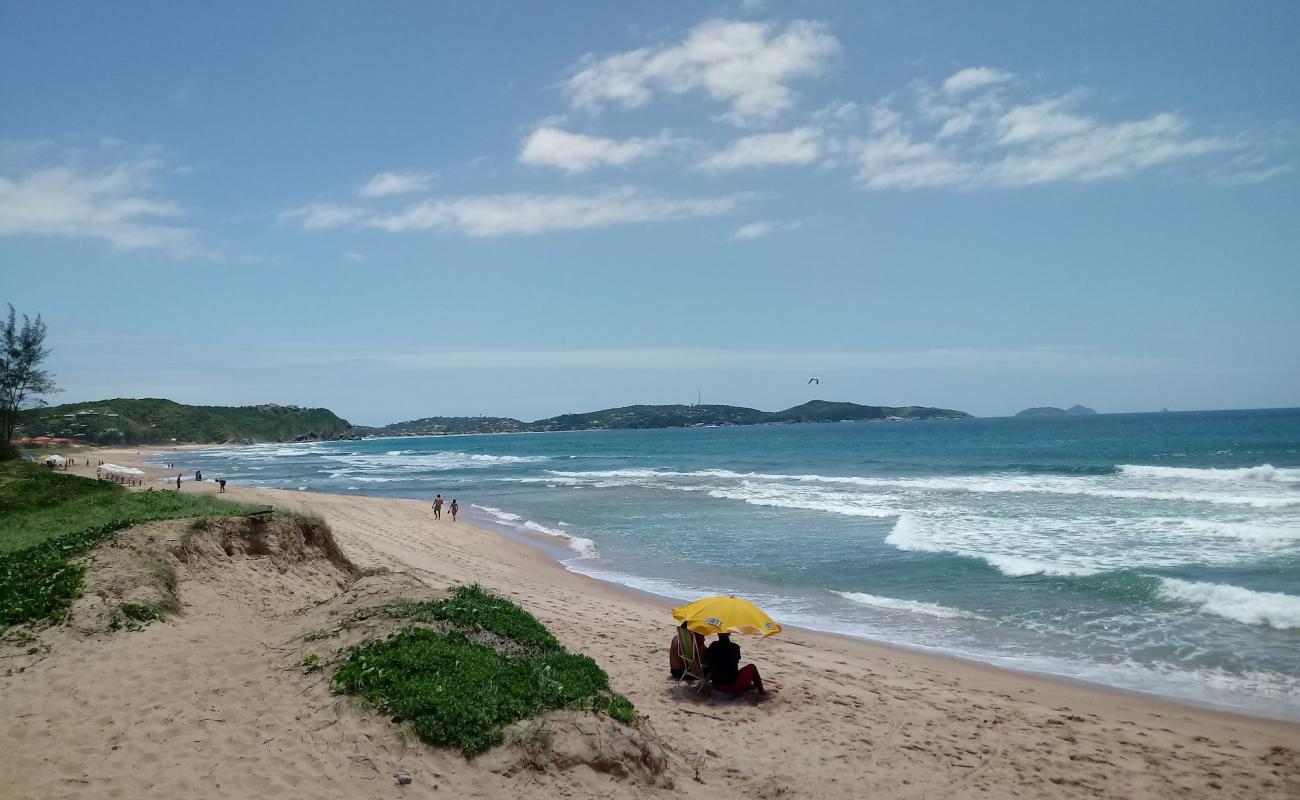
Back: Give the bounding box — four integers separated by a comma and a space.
431, 494, 458, 521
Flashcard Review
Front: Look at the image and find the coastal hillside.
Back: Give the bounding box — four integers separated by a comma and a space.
17, 398, 354, 445
356, 400, 972, 436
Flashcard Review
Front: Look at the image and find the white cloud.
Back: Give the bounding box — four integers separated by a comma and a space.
518, 126, 677, 172
855, 71, 1257, 190
279, 202, 364, 230
366, 188, 747, 237
995, 96, 1094, 144
989, 113, 1223, 186
730, 219, 804, 241
0, 159, 198, 253
565, 18, 840, 125
858, 130, 973, 189
358, 171, 432, 197
699, 127, 822, 171
943, 67, 1013, 95
731, 221, 775, 240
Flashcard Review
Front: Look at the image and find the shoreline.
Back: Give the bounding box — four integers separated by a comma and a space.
163, 440, 1300, 725
82, 445, 1300, 732
26, 444, 1298, 797
475, 508, 1300, 726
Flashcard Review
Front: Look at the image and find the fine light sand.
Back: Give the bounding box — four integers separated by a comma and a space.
2, 446, 1297, 799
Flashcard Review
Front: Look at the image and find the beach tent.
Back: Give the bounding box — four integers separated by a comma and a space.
43, 454, 66, 464
100, 463, 144, 475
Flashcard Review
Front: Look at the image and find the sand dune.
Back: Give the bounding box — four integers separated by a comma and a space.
2, 446, 1297, 799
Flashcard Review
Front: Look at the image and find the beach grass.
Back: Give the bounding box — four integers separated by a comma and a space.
0, 461, 252, 628
334, 585, 635, 757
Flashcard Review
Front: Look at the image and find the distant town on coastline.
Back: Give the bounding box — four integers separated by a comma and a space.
17, 398, 973, 445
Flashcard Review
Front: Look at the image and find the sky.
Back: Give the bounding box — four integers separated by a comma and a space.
1, 1, 1298, 425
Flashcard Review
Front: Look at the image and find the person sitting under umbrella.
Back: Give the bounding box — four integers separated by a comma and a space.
669, 621, 707, 681
705, 632, 767, 696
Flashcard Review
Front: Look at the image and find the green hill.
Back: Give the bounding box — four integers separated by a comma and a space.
364, 400, 971, 436
17, 398, 354, 445
352, 416, 528, 437
1015, 405, 1098, 417
529, 404, 771, 431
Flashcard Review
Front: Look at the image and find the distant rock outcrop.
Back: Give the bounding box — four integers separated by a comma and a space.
1015, 405, 1098, 417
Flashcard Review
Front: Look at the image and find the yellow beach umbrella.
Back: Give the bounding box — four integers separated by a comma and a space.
672, 595, 782, 637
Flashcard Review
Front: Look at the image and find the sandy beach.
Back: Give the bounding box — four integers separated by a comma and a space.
2, 445, 1297, 799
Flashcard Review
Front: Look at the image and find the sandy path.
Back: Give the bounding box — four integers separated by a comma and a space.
6, 445, 1296, 799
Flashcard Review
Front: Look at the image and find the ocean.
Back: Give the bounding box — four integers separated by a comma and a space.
168, 408, 1300, 719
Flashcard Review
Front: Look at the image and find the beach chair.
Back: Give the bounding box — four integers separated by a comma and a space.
675, 626, 710, 695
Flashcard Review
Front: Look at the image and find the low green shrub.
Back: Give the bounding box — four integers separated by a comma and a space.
346, 584, 562, 652
334, 588, 634, 757
119, 602, 161, 622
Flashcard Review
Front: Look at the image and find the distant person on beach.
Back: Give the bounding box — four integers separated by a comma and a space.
195, 469, 202, 482
217, 479, 227, 493
449, 499, 458, 521
176, 474, 182, 490
705, 633, 767, 696
432, 494, 444, 520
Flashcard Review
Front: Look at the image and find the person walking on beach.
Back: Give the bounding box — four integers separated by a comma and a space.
176, 474, 182, 490
432, 494, 444, 520
449, 499, 459, 521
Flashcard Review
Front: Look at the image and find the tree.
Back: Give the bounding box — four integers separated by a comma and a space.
1, 304, 58, 454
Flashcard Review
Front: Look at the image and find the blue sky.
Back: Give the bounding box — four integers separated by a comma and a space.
2, 1, 1297, 424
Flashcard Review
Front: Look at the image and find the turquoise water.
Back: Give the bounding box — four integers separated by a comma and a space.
172, 409, 1300, 719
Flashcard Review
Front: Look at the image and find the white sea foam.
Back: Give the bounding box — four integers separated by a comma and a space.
471, 505, 597, 558
830, 590, 980, 619
471, 504, 523, 522
1158, 579, 1300, 629
706, 482, 899, 518
1121, 464, 1300, 482
544, 468, 1300, 508
884, 513, 1101, 576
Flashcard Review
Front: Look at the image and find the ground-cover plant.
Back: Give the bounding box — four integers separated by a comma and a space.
347, 584, 562, 652
0, 461, 252, 629
334, 586, 634, 757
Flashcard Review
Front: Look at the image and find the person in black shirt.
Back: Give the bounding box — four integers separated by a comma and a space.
704, 633, 767, 695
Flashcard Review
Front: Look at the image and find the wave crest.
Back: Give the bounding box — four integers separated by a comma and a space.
1158, 578, 1300, 629
1120, 464, 1300, 483
829, 590, 981, 620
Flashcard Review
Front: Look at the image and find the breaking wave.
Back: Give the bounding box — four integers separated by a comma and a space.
829, 590, 981, 620
471, 504, 597, 559
1120, 464, 1300, 482
1158, 578, 1300, 629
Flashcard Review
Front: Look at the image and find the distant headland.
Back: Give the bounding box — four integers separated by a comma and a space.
355, 400, 973, 438
1014, 405, 1098, 417
17, 398, 973, 445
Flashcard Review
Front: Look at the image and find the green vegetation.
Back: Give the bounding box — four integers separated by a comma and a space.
1015, 404, 1098, 417
18, 397, 354, 445
0, 461, 251, 628
334, 585, 634, 757
1, 304, 58, 453
119, 602, 161, 622
357, 399, 972, 436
